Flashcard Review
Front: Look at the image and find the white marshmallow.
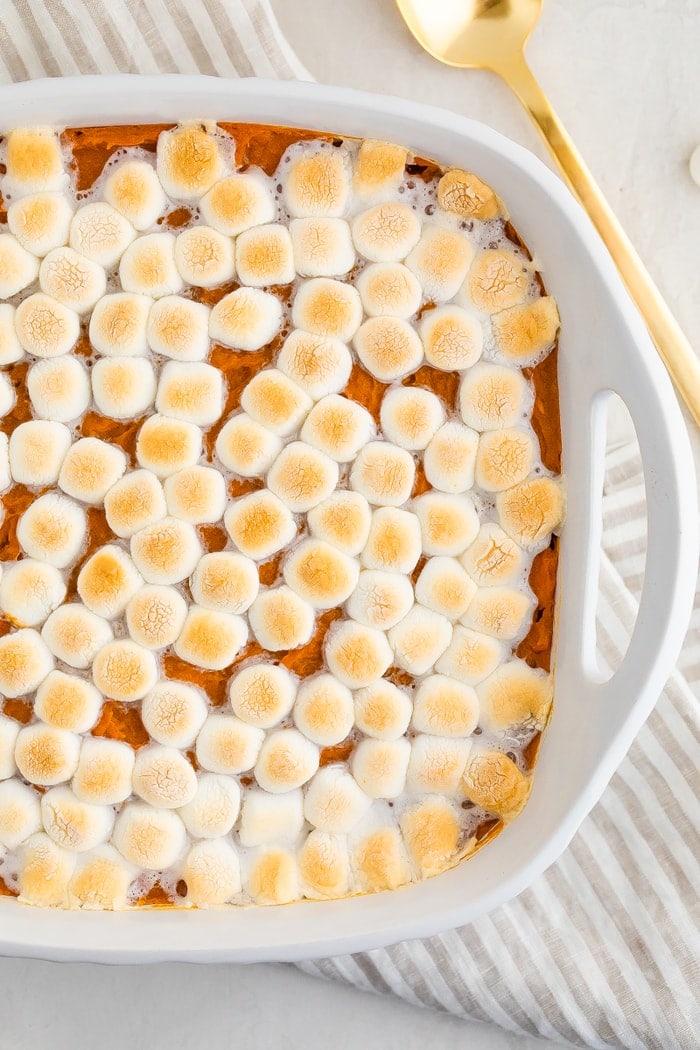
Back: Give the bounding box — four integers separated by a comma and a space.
304, 766, 372, 834
277, 329, 352, 401
0, 779, 41, 848
267, 441, 339, 513
17, 492, 87, 567
174, 606, 248, 670
413, 491, 480, 556
292, 278, 362, 342
215, 412, 282, 476
461, 585, 532, 641
474, 428, 535, 492
235, 223, 295, 287
7, 192, 72, 257
34, 670, 103, 733
299, 830, 352, 900
424, 421, 479, 493
0, 715, 20, 779
351, 202, 420, 262
357, 262, 422, 319
72, 737, 135, 805
58, 437, 127, 504
119, 233, 183, 298
17, 832, 75, 907
14, 723, 79, 785
9, 419, 71, 486
435, 625, 504, 686
0, 304, 23, 364
459, 362, 530, 431
178, 773, 240, 839
125, 584, 188, 649
163, 465, 226, 524
15, 293, 80, 357
346, 569, 414, 630
247, 846, 299, 905
240, 368, 312, 436
292, 673, 354, 747
200, 172, 275, 236
42, 604, 113, 669
290, 217, 355, 278
415, 556, 477, 620
4, 127, 67, 196
353, 316, 423, 382
0, 233, 39, 297
91, 356, 157, 419
103, 159, 167, 230
350, 441, 415, 507
224, 489, 296, 561
411, 674, 479, 737
195, 714, 264, 774
247, 586, 315, 652
361, 506, 422, 573
352, 737, 411, 799
324, 620, 393, 689
156, 124, 224, 200
300, 394, 374, 462
461, 248, 532, 313
190, 551, 259, 614
112, 803, 187, 870
283, 538, 360, 609
379, 386, 444, 451
132, 745, 198, 809
307, 491, 372, 556
135, 414, 202, 477
353, 680, 412, 740
141, 681, 208, 749
254, 728, 319, 794
39, 246, 105, 314
420, 305, 483, 371
88, 292, 151, 357
353, 139, 407, 202
238, 788, 303, 847
388, 605, 453, 675
146, 294, 210, 360
405, 224, 474, 301
0, 431, 9, 491
69, 202, 136, 267
183, 838, 241, 906
229, 663, 296, 728
406, 734, 471, 794
68, 844, 135, 910
41, 785, 114, 852
174, 225, 235, 288
459, 522, 524, 586
91, 638, 158, 701
27, 356, 90, 421
0, 626, 54, 696
209, 287, 282, 351
104, 469, 166, 539
284, 147, 350, 217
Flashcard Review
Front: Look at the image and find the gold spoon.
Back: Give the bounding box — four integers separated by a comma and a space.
395, 0, 700, 425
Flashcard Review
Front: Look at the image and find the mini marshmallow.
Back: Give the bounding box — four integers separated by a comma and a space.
120, 233, 183, 299
141, 681, 208, 749
135, 414, 202, 477
361, 506, 422, 573
477, 660, 553, 731
438, 167, 503, 221
178, 773, 241, 839
459, 362, 530, 431
41, 785, 114, 852
91, 638, 158, 702
492, 296, 560, 365
350, 441, 415, 507
284, 147, 350, 217
125, 585, 188, 649
415, 557, 477, 620
353, 316, 423, 382
462, 748, 531, 821
324, 620, 393, 689
283, 538, 359, 609
352, 201, 421, 263
104, 469, 167, 539
195, 714, 264, 774
459, 522, 524, 586
112, 803, 187, 870
34, 670, 103, 733
190, 551, 259, 614
435, 624, 504, 686
8, 192, 72, 257
351, 737, 411, 799
224, 489, 296, 561
132, 745, 197, 809
0, 627, 54, 697
5, 127, 67, 196
0, 780, 41, 849
379, 386, 444, 451
0, 432, 8, 491
400, 795, 461, 876
209, 287, 282, 351
254, 728, 319, 794
424, 421, 479, 494
247, 847, 298, 905
9, 420, 72, 486
357, 262, 422, 319
475, 428, 535, 492
174, 225, 235, 288
307, 491, 372, 556
388, 605, 452, 676
58, 437, 127, 504
235, 223, 295, 286
39, 246, 105, 314
183, 838, 242, 906
346, 569, 414, 630
15, 293, 80, 358
17, 492, 87, 567
89, 292, 151, 357
146, 294, 210, 360
69, 201, 136, 267
0, 304, 23, 364
0, 233, 40, 297
91, 356, 157, 418
300, 394, 374, 463
238, 788, 303, 847
463, 248, 531, 313
406, 734, 471, 794
156, 124, 224, 200
420, 304, 483, 371
27, 356, 90, 421
292, 278, 362, 342
405, 224, 474, 301
163, 465, 227, 524
0, 716, 20, 780
72, 737, 135, 805
240, 368, 312, 436
17, 832, 75, 907
77, 545, 143, 620
413, 491, 479, 556
303, 767, 371, 834
103, 158, 167, 230
14, 723, 79, 785
0, 373, 14, 417
353, 139, 407, 200
68, 844, 135, 910
412, 674, 479, 737
292, 673, 354, 747
267, 441, 339, 513
497, 476, 564, 548
215, 413, 282, 476
352, 824, 411, 892
353, 680, 412, 740
229, 663, 297, 728
461, 586, 532, 641
290, 217, 355, 278
41, 604, 113, 669
247, 586, 315, 652
277, 330, 353, 401
200, 172, 275, 236
174, 604, 248, 670
298, 830, 351, 900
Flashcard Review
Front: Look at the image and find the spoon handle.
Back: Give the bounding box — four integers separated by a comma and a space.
499, 51, 700, 426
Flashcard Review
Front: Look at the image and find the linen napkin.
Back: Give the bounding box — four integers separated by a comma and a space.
1, 4, 697, 1048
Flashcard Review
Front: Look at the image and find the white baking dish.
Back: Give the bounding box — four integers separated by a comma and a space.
0, 75, 695, 963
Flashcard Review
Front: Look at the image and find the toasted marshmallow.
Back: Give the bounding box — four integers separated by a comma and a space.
290, 217, 355, 278
352, 824, 411, 892
34, 670, 102, 733
103, 159, 167, 230
361, 506, 422, 573
200, 172, 275, 236
77, 545, 142, 621
104, 469, 166, 539
277, 330, 352, 401
292, 278, 362, 342
0, 233, 40, 297
9, 419, 71, 486
460, 523, 524, 586
299, 829, 351, 900
300, 394, 374, 463
17, 832, 75, 907
352, 737, 410, 799
5, 127, 67, 196
132, 744, 197, 809
146, 295, 210, 360
17, 492, 87, 567
0, 372, 13, 418
0, 304, 23, 364
174, 606, 248, 670
242, 791, 301, 853
58, 437, 127, 504
413, 491, 479, 556
437, 168, 502, 221
8, 192, 72, 256
41, 785, 114, 852
224, 489, 296, 561
247, 847, 298, 905
120, 233, 183, 299
324, 620, 393, 689
92, 357, 156, 419
462, 586, 532, 641
388, 605, 452, 676
0, 627, 54, 697
353, 139, 407, 201
415, 557, 477, 620
284, 147, 350, 217
89, 292, 151, 357
39, 246, 105, 314
267, 441, 339, 513
215, 413, 282, 476
27, 356, 90, 422
412, 675, 479, 738
497, 476, 564, 548
353, 680, 412, 740
459, 361, 529, 431
112, 802, 187, 869
350, 441, 415, 507
0, 431, 8, 491
0, 780, 41, 848
346, 569, 413, 631
474, 428, 535, 492
196, 714, 264, 774
15, 723, 79, 785
292, 673, 354, 747
462, 748, 531, 820
42, 604, 113, 669
174, 225, 235, 288
69, 202, 136, 268
190, 551, 259, 614
303, 766, 371, 834
420, 305, 483, 372
352, 202, 420, 263
131, 516, 202, 586
254, 728, 319, 794
179, 773, 241, 839
283, 538, 359, 609
91, 638, 158, 702
229, 663, 296, 729
406, 224, 474, 302
125, 585, 188, 650
424, 421, 479, 494
15, 293, 80, 358
400, 796, 461, 876
492, 296, 560, 365
209, 287, 282, 351
240, 368, 312, 436
435, 625, 504, 686
135, 414, 202, 477
354, 316, 423, 383
463, 249, 531, 314
236, 223, 295, 286
307, 491, 372, 556
141, 681, 207, 749
163, 465, 226, 524
183, 838, 241, 906
72, 737, 135, 805
0, 715, 20, 780
406, 734, 471, 793
156, 124, 224, 200
357, 262, 422, 319
379, 386, 444, 451
68, 844, 135, 910
247, 586, 315, 652
477, 660, 553, 731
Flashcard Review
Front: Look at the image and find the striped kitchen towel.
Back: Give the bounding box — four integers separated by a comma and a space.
1, 4, 698, 1048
